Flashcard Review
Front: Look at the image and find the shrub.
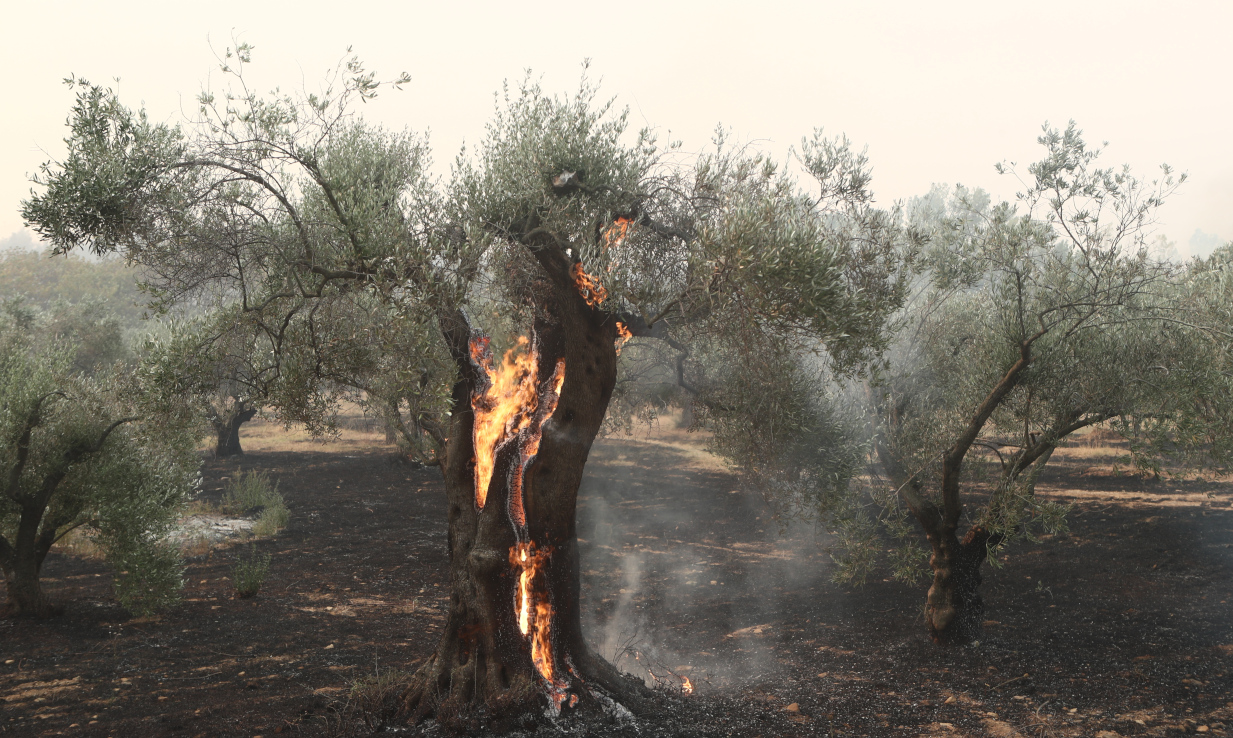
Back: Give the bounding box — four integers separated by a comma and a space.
252, 504, 290, 537
231, 545, 271, 598
222, 469, 279, 514
335, 668, 415, 732
222, 469, 290, 537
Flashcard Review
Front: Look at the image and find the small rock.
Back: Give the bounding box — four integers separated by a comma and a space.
1096, 731, 1122, 738
944, 696, 957, 704
784, 703, 800, 713
324, 643, 334, 650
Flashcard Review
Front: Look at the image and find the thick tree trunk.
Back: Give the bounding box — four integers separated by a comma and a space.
2, 553, 56, 618
2, 507, 59, 618
214, 404, 256, 458
924, 526, 997, 645
399, 286, 648, 729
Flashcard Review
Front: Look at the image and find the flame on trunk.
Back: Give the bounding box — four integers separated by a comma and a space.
469, 334, 574, 709
511, 542, 565, 696
469, 336, 541, 509
506, 356, 565, 528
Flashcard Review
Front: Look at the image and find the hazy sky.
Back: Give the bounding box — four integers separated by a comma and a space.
3, 1, 1230, 257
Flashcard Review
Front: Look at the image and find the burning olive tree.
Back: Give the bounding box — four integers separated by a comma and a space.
22, 49, 909, 724
824, 124, 1232, 645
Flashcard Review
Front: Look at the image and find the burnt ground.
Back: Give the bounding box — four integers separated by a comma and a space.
2, 421, 1231, 738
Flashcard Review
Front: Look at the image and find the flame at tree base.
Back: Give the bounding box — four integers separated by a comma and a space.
510, 541, 576, 711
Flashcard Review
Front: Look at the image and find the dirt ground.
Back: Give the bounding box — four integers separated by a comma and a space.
2, 417, 1231, 737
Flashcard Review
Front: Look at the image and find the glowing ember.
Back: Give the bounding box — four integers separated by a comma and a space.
615, 321, 632, 356
571, 262, 608, 307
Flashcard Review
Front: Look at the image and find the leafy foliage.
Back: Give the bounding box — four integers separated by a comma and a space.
231, 544, 271, 598
0, 305, 198, 615
0, 250, 146, 330
21, 50, 912, 493
823, 123, 1229, 585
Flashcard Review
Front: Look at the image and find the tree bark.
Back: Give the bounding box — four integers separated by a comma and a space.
213, 403, 257, 458
399, 281, 649, 729
1, 508, 60, 618
2, 552, 56, 618
924, 526, 998, 645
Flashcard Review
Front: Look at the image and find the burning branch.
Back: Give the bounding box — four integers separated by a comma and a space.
615, 321, 633, 355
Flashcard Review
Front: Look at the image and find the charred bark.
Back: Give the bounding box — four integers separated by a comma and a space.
924, 526, 1000, 645
399, 273, 650, 729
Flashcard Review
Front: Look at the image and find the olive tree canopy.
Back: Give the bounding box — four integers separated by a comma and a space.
817, 124, 1231, 645
22, 49, 911, 723
1, 301, 198, 618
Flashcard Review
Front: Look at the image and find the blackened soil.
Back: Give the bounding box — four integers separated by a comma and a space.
2, 434, 1231, 737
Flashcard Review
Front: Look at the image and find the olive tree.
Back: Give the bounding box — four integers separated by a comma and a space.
21, 50, 908, 722
825, 124, 1228, 645
0, 303, 198, 617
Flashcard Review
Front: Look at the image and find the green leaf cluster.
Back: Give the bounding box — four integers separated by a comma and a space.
1, 306, 199, 615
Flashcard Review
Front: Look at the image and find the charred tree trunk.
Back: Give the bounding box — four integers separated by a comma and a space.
213, 402, 257, 458
400, 275, 648, 728
924, 526, 998, 645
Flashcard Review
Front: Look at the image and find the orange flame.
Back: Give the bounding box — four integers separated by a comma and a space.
615, 321, 632, 356
511, 543, 558, 682
604, 216, 634, 248
511, 541, 572, 710
571, 262, 608, 307
470, 336, 541, 509
507, 357, 564, 528
682, 676, 694, 694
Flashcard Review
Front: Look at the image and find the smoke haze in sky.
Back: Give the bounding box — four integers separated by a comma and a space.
2, 0, 1229, 257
